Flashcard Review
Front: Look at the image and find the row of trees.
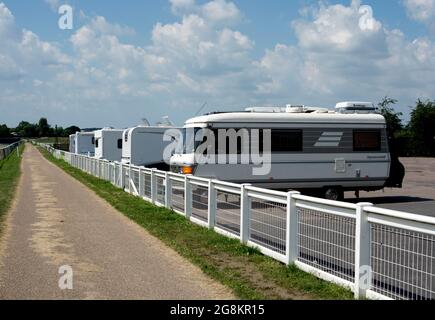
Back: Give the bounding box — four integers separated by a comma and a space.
379, 98, 435, 157
0, 118, 80, 139
1, 100, 434, 156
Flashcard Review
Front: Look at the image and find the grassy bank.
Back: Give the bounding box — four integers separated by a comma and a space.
38, 146, 354, 300
0, 144, 24, 234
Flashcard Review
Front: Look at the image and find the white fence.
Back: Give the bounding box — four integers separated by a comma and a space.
0, 141, 22, 161
40, 144, 435, 300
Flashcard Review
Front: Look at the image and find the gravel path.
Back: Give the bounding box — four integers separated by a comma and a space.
0, 144, 234, 300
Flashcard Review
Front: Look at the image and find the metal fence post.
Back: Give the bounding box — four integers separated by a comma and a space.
286, 191, 301, 265
165, 172, 171, 209
355, 202, 373, 299
151, 169, 157, 204
184, 175, 192, 219
208, 180, 216, 229
240, 184, 251, 244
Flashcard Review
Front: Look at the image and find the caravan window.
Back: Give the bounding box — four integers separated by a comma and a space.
353, 130, 381, 151
117, 139, 122, 149
271, 130, 303, 152
95, 139, 99, 148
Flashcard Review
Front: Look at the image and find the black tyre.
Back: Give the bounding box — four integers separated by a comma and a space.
324, 187, 344, 201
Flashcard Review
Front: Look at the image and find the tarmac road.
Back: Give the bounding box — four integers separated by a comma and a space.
345, 158, 435, 217
0, 144, 234, 300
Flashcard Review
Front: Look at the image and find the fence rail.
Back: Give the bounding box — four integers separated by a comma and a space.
0, 141, 22, 161
39, 143, 435, 300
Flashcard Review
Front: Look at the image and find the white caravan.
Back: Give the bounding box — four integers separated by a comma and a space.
94, 128, 124, 161
170, 102, 405, 200
69, 132, 95, 156
69, 134, 76, 153
122, 124, 180, 170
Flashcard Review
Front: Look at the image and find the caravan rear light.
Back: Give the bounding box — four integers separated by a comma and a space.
182, 166, 194, 175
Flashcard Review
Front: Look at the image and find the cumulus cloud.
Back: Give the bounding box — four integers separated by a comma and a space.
44, 0, 60, 12
292, 0, 384, 53
170, 0, 241, 24
170, 0, 195, 14
254, 0, 435, 108
201, 0, 241, 24
403, 0, 435, 25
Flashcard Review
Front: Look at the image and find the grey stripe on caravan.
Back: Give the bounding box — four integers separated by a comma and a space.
314, 142, 340, 147
227, 177, 388, 183
318, 137, 343, 142
321, 132, 344, 136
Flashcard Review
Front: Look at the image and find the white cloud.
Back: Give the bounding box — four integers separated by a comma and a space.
170, 0, 195, 14
44, 0, 60, 12
260, 1, 435, 107
170, 0, 241, 24
292, 0, 383, 53
202, 0, 241, 24
0, 2, 16, 38
403, 0, 435, 24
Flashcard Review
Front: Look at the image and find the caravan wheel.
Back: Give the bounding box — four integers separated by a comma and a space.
324, 187, 344, 202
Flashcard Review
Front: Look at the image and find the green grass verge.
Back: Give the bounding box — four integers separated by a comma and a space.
0, 144, 25, 235
38, 146, 354, 300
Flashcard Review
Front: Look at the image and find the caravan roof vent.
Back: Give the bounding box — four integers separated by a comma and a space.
335, 102, 378, 114
285, 105, 305, 113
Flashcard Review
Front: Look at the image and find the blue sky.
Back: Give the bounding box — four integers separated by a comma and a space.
0, 0, 434, 128
2, 1, 429, 53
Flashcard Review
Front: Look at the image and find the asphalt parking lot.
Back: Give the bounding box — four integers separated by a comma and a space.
345, 158, 435, 217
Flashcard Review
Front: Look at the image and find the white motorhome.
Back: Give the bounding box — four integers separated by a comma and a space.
170, 102, 405, 200
94, 128, 124, 161
69, 132, 95, 156
122, 123, 180, 170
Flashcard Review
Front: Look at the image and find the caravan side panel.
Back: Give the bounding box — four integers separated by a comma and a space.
102, 131, 123, 161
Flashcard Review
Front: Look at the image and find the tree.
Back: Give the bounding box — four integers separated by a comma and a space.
0, 124, 11, 138
15, 121, 38, 137
64, 126, 81, 137
38, 118, 50, 137
378, 97, 403, 136
408, 99, 435, 156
